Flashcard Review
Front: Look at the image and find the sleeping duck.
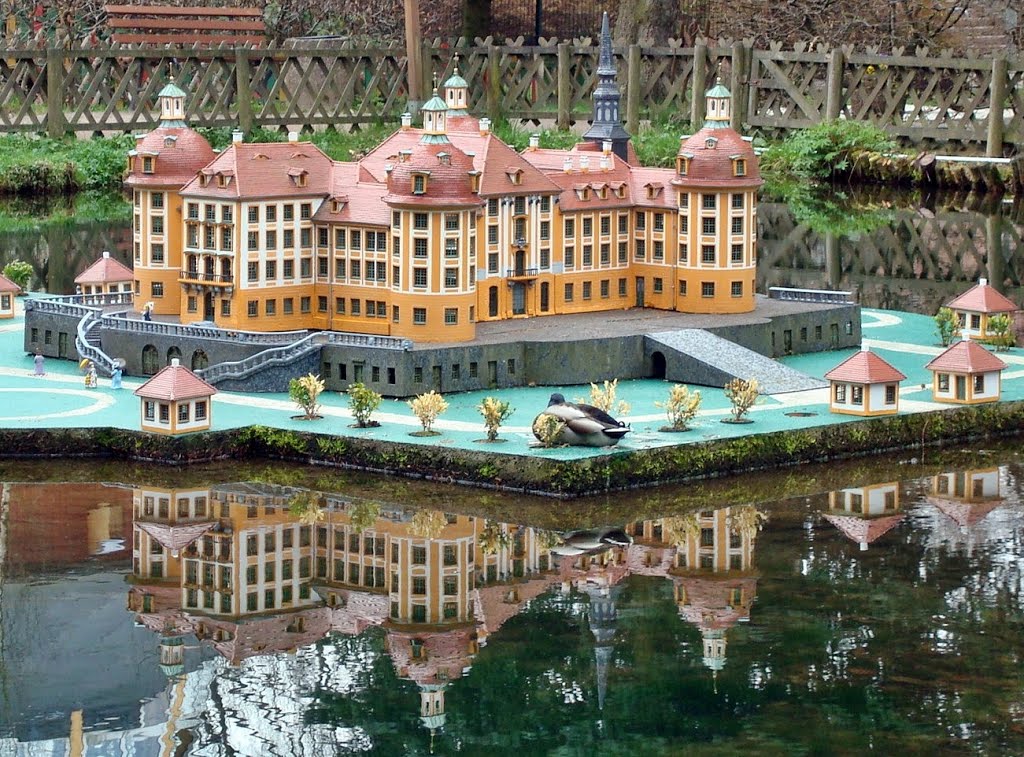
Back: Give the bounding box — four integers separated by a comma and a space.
532, 392, 630, 447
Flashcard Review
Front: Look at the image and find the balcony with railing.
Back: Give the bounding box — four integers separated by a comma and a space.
180, 269, 234, 286
506, 267, 539, 280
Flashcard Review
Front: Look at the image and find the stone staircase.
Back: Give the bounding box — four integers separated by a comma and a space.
646, 329, 827, 395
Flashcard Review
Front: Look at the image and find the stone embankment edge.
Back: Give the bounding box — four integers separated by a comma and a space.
2, 402, 1022, 497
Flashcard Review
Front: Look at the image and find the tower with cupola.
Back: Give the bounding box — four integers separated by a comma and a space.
582, 12, 631, 161
126, 79, 214, 317
672, 80, 761, 315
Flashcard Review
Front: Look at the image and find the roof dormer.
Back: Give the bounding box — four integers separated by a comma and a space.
704, 136, 718, 150
332, 196, 348, 213
411, 171, 431, 195
731, 155, 747, 176
574, 183, 590, 201
676, 150, 694, 176
645, 182, 664, 200
287, 167, 308, 187
505, 167, 523, 185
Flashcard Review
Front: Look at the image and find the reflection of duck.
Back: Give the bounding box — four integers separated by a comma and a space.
532, 393, 630, 447
550, 527, 632, 556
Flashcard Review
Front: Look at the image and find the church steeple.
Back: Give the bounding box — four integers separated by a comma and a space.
582, 12, 631, 161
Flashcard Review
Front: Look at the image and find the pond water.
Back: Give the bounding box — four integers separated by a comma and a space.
1, 191, 1023, 317
3, 447, 1024, 754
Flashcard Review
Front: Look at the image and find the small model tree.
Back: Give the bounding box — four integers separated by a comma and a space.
288, 491, 325, 526
289, 373, 325, 420
479, 520, 512, 554
578, 378, 631, 416
987, 313, 1015, 352
2, 261, 31, 291
723, 377, 759, 422
408, 390, 448, 435
410, 509, 447, 539
531, 413, 566, 447
655, 384, 702, 431
348, 500, 382, 533
478, 396, 514, 441
347, 382, 382, 427
934, 306, 961, 347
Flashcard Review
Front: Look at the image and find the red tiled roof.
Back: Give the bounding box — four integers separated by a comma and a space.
124, 126, 216, 188
312, 163, 390, 226
675, 126, 762, 188
946, 281, 1018, 313
135, 362, 217, 401
383, 141, 482, 207
0, 273, 20, 293
928, 496, 1003, 528
476, 137, 559, 196
630, 166, 680, 209
75, 253, 133, 285
825, 349, 906, 384
179, 141, 333, 200
824, 513, 904, 546
925, 339, 1007, 374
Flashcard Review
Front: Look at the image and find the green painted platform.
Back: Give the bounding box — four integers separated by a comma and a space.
2, 305, 1021, 462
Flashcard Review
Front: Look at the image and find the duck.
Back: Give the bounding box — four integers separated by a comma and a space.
532, 392, 630, 447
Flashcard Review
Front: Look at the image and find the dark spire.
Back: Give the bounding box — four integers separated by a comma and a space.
583, 11, 631, 161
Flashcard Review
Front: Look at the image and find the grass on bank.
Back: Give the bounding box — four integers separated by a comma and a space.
0, 119, 899, 236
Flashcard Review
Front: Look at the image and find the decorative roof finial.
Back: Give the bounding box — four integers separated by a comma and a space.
453, 52, 460, 75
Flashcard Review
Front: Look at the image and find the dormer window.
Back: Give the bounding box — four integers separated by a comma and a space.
199, 173, 210, 187
438, 152, 451, 166
163, 136, 177, 148
506, 167, 523, 185
574, 185, 589, 201
705, 136, 718, 149
645, 184, 663, 200
413, 174, 427, 194
287, 168, 308, 188
733, 157, 747, 176
217, 173, 232, 188
470, 173, 481, 192
677, 157, 689, 175
332, 199, 346, 213
142, 157, 154, 174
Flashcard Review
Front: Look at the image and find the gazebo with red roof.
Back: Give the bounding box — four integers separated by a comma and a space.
925, 337, 1006, 404
824, 345, 906, 416
945, 277, 1019, 342
0, 272, 20, 319
134, 358, 217, 434
75, 250, 134, 297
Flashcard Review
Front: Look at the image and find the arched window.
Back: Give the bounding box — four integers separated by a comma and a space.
191, 349, 209, 371
142, 345, 159, 375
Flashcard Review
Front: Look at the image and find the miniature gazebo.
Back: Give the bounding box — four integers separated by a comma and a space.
0, 273, 20, 319
824, 346, 906, 416
75, 250, 134, 297
924, 337, 1006, 404
134, 358, 216, 435
945, 277, 1018, 341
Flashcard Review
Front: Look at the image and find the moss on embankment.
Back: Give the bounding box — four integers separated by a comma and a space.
3, 400, 1024, 497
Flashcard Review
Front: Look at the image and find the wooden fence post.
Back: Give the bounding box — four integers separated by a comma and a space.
986, 56, 1007, 158
730, 42, 748, 130
420, 40, 433, 99
986, 213, 1004, 285
825, 47, 845, 122
486, 44, 501, 120
557, 41, 570, 130
690, 41, 707, 129
626, 44, 641, 135
46, 48, 67, 138
234, 49, 253, 135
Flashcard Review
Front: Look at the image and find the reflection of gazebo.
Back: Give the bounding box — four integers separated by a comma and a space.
825, 482, 903, 551
928, 469, 1004, 528
823, 513, 903, 551
136, 520, 217, 558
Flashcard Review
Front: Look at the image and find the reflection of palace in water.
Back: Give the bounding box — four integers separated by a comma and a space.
126, 484, 763, 742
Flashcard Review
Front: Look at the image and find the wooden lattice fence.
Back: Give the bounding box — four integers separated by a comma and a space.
0, 37, 1021, 154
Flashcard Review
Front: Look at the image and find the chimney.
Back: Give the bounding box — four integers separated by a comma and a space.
401, 112, 412, 130
171, 358, 180, 367
602, 140, 612, 155
600, 156, 609, 171
860, 344, 869, 352
979, 277, 988, 287
579, 155, 590, 172
529, 133, 540, 150
102, 250, 111, 259
288, 131, 299, 143
231, 129, 243, 143
563, 157, 573, 173
480, 117, 491, 135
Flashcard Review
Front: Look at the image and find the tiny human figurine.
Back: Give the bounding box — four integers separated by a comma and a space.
110, 365, 123, 389
33, 351, 45, 376
143, 305, 152, 322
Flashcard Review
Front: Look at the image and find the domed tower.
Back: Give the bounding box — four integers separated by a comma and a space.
443, 57, 470, 117
384, 94, 483, 342
672, 80, 761, 315
158, 633, 186, 678
125, 80, 215, 317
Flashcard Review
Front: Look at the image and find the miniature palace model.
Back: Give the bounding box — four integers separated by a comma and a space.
25, 14, 860, 395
